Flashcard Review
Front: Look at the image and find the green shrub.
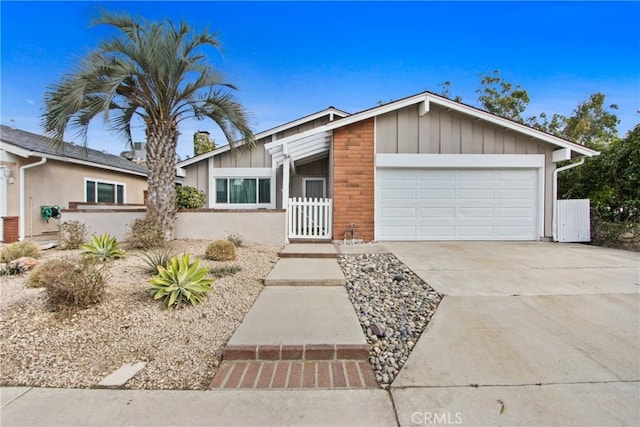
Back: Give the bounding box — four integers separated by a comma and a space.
0, 240, 41, 263
59, 220, 88, 250
126, 217, 165, 250
210, 264, 242, 278
205, 240, 237, 261
138, 247, 176, 275
81, 233, 124, 262
176, 185, 206, 209
226, 233, 244, 248
148, 254, 213, 308
38, 257, 106, 312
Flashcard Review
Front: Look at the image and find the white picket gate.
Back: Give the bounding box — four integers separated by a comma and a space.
556, 199, 591, 242
288, 197, 332, 239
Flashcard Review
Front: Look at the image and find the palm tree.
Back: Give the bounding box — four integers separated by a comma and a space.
42, 9, 254, 239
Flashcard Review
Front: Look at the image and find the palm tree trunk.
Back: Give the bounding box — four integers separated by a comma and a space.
145, 120, 178, 240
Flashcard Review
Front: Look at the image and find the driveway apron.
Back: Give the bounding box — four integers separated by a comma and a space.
386, 242, 640, 426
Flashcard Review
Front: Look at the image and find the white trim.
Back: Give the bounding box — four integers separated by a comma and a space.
302, 177, 327, 198
84, 177, 127, 204
176, 107, 349, 168
375, 154, 545, 169
210, 167, 272, 178
212, 174, 275, 209
261, 92, 599, 158
1, 142, 147, 177
207, 157, 215, 208
552, 148, 571, 163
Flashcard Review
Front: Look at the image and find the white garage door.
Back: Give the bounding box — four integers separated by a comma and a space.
376, 168, 539, 241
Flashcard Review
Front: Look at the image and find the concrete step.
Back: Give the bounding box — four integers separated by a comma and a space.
279, 243, 337, 259
264, 258, 346, 286
224, 287, 367, 360
210, 360, 377, 389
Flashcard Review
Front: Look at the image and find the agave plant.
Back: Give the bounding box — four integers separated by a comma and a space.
148, 254, 213, 308
81, 233, 125, 262
138, 247, 176, 275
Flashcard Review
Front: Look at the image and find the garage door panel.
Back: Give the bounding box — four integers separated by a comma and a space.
420, 207, 456, 218
380, 189, 417, 199
419, 226, 455, 238
458, 207, 495, 218
420, 189, 456, 199
377, 168, 539, 241
379, 225, 418, 238
380, 207, 417, 218
459, 189, 495, 199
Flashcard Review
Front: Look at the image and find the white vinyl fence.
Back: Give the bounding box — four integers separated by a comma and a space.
556, 199, 591, 242
288, 197, 332, 239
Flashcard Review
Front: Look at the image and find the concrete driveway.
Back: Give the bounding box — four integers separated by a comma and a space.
385, 242, 639, 426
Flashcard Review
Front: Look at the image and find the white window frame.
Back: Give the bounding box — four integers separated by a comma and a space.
211, 168, 275, 209
302, 177, 326, 199
84, 177, 126, 204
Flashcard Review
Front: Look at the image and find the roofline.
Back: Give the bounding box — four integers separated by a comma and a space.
176, 107, 351, 168
1, 142, 148, 177
265, 91, 600, 157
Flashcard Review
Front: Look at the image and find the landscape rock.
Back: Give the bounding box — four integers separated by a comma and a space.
339, 253, 442, 389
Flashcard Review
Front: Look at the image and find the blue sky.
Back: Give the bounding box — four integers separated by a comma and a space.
2, 1, 639, 159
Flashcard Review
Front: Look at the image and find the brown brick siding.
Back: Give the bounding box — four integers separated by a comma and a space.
2, 216, 19, 243
332, 119, 375, 241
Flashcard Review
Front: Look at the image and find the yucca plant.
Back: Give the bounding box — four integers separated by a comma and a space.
148, 254, 213, 308
81, 233, 125, 262
138, 248, 176, 275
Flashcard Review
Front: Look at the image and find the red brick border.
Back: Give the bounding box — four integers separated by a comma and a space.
223, 344, 369, 361
210, 360, 378, 389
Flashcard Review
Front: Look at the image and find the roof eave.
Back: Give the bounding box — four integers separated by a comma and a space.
1, 142, 147, 177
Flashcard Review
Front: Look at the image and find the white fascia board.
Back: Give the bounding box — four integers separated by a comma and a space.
1, 142, 32, 158
177, 108, 350, 168
210, 167, 272, 177
425, 95, 600, 158
2, 142, 147, 177
376, 154, 546, 169
552, 148, 571, 163
266, 95, 429, 151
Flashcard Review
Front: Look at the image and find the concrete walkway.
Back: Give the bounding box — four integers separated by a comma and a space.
212, 243, 372, 390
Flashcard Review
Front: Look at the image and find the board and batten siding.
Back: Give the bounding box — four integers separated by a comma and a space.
376, 104, 551, 156
375, 104, 557, 238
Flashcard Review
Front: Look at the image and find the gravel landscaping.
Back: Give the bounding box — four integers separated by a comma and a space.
0, 240, 280, 390
338, 253, 442, 389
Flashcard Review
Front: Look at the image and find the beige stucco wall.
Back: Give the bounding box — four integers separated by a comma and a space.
63, 210, 146, 241
175, 211, 286, 245
5, 157, 147, 239
375, 104, 557, 238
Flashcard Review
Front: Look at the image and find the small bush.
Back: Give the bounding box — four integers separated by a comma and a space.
59, 220, 88, 250
0, 240, 40, 263
205, 240, 237, 261
81, 233, 124, 262
126, 217, 165, 250
148, 254, 213, 308
226, 233, 244, 248
138, 248, 176, 275
176, 186, 206, 209
210, 264, 242, 278
36, 258, 106, 312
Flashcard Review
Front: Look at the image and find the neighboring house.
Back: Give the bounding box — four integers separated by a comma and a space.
0, 125, 148, 242
179, 91, 599, 243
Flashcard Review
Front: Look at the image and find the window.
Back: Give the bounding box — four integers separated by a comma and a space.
85, 179, 125, 203
215, 178, 271, 204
